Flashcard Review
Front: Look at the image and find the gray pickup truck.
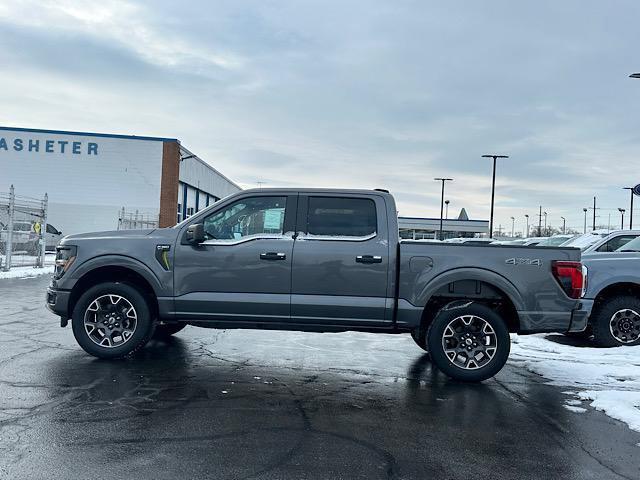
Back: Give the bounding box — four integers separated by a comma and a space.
579, 237, 640, 347
46, 188, 592, 381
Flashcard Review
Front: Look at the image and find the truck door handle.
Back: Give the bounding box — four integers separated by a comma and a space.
260, 252, 287, 260
356, 255, 382, 264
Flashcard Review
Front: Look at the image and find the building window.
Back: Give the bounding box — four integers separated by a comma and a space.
186, 207, 195, 218
177, 203, 182, 223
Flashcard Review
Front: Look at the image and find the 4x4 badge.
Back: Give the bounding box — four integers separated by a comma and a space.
506, 258, 542, 267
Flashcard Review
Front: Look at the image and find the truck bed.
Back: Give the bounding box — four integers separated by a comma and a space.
397, 242, 585, 333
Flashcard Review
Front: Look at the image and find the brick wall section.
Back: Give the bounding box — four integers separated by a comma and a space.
159, 140, 180, 227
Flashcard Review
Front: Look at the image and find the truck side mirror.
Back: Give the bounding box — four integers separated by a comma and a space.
186, 223, 205, 244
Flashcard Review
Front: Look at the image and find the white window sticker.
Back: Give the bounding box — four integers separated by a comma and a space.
263, 208, 284, 230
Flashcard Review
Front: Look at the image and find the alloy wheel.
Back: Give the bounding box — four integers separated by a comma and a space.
609, 309, 640, 344
442, 315, 498, 370
84, 294, 138, 348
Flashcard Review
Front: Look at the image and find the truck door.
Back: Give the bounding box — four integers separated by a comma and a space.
173, 194, 296, 322
291, 194, 392, 326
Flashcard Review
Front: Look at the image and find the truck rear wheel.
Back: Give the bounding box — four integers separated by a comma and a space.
427, 303, 510, 382
71, 282, 155, 359
592, 295, 640, 347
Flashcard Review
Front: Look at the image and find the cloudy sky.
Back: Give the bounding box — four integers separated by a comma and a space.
1, 0, 639, 234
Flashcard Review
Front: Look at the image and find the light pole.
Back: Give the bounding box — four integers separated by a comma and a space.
524, 214, 530, 237
445, 200, 450, 219
543, 211, 548, 236
623, 187, 634, 229
619, 208, 626, 229
560, 216, 566, 234
434, 178, 453, 240
583, 208, 588, 233
482, 154, 509, 239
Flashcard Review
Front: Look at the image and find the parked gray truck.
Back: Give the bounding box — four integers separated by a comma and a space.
578, 238, 640, 347
46, 188, 592, 381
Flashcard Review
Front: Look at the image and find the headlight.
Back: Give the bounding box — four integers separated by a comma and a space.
54, 245, 77, 278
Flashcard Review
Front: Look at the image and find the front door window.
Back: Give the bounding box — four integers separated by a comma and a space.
203, 196, 286, 241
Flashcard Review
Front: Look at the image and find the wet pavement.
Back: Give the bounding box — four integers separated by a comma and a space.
1, 275, 639, 480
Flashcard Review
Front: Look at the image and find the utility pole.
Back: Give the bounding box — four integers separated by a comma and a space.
482, 154, 509, 239
561, 216, 566, 234
537, 206, 543, 237
510, 216, 515, 237
623, 187, 634, 229
524, 214, 530, 237
619, 208, 626, 230
588, 197, 600, 231
583, 208, 588, 234
434, 178, 453, 240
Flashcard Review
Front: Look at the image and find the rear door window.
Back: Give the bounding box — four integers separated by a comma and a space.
306, 197, 377, 237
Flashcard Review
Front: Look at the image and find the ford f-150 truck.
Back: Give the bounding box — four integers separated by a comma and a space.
46, 189, 592, 381
576, 238, 640, 347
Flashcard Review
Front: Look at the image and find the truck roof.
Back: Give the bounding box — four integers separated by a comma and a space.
238, 187, 393, 196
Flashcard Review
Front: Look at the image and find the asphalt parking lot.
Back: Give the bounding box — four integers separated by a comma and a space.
1, 275, 639, 480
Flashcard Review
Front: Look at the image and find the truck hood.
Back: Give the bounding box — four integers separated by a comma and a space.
60, 228, 181, 247
62, 229, 157, 242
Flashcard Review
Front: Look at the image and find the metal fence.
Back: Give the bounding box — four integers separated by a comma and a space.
0, 185, 53, 271
117, 207, 159, 230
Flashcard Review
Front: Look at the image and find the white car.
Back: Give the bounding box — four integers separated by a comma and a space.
563, 230, 612, 251
45, 223, 63, 251
580, 230, 640, 253
0, 221, 63, 253
535, 234, 577, 247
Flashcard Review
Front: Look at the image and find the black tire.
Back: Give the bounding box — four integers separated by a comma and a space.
411, 329, 428, 352
71, 282, 155, 359
427, 303, 510, 382
153, 323, 187, 338
591, 295, 640, 347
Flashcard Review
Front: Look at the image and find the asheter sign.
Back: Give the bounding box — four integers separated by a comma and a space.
0, 136, 99, 155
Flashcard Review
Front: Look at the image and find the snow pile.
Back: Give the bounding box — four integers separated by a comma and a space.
510, 334, 640, 432
0, 265, 54, 280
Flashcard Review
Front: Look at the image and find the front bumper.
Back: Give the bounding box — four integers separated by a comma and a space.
45, 287, 71, 326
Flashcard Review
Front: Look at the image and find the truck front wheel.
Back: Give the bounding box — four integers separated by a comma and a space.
427, 303, 510, 382
71, 282, 155, 359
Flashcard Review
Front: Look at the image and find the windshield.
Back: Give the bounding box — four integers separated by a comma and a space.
564, 233, 607, 250
616, 236, 640, 252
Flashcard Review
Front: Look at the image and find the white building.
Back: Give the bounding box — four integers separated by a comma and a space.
399, 209, 489, 239
1, 126, 240, 235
